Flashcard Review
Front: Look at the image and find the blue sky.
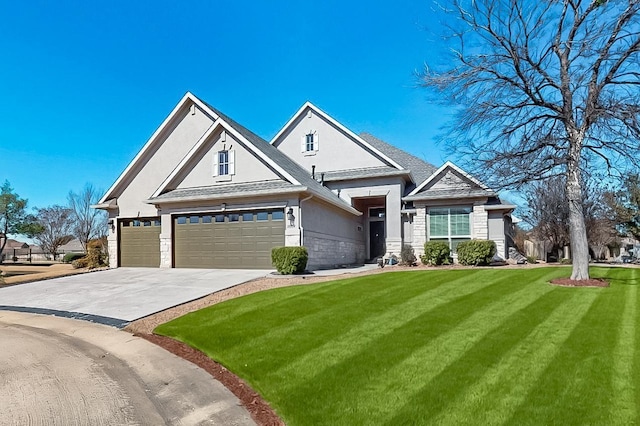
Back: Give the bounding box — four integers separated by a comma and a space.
1, 0, 453, 210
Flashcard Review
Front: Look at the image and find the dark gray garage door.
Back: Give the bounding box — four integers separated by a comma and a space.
119, 218, 161, 267
174, 210, 284, 269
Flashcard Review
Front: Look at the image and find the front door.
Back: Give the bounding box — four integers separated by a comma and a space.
369, 221, 385, 259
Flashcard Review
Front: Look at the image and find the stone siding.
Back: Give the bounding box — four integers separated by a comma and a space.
472, 204, 488, 240
160, 235, 172, 268
304, 232, 365, 269
108, 238, 118, 268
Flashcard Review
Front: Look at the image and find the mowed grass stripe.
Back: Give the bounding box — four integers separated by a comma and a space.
430, 287, 598, 425
381, 281, 572, 425
611, 283, 637, 422
506, 274, 628, 425
155, 274, 480, 352
266, 269, 526, 385
280, 269, 559, 425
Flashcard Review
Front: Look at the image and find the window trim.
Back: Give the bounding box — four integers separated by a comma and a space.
427, 206, 472, 252
212, 149, 235, 180
301, 132, 319, 155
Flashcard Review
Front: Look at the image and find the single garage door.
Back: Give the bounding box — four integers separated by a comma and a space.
174, 210, 285, 269
119, 218, 161, 267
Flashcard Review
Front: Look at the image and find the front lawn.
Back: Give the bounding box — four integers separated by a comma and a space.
156, 267, 640, 425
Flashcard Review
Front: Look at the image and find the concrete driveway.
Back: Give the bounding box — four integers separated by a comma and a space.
0, 310, 255, 425
0, 268, 270, 326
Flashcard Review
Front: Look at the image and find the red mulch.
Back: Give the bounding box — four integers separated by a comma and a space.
139, 333, 285, 426
549, 278, 610, 287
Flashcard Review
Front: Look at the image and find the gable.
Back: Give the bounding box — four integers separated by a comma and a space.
430, 169, 476, 191
272, 105, 396, 174
405, 162, 495, 201
109, 101, 215, 217
168, 126, 284, 191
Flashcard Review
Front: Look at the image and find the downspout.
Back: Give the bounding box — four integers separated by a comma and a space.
299, 194, 313, 247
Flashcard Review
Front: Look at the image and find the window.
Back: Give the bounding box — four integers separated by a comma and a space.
242, 213, 254, 222
176, 216, 187, 225
428, 207, 472, 252
228, 213, 239, 222
257, 212, 268, 221
218, 150, 229, 176
202, 215, 212, 223
213, 150, 235, 178
272, 211, 284, 220
300, 132, 319, 153
189, 216, 199, 224
215, 214, 225, 223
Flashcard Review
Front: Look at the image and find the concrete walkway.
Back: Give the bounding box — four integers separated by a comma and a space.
0, 268, 270, 326
0, 310, 255, 425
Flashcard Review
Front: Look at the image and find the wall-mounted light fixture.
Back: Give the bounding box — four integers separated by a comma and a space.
108, 219, 115, 232
287, 208, 295, 227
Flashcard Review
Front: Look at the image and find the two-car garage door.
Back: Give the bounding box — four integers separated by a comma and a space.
174, 211, 285, 269
118, 211, 285, 269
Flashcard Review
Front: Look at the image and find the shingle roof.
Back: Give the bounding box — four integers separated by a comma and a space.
322, 166, 410, 182
157, 100, 358, 213
151, 180, 304, 202
359, 133, 438, 190
403, 188, 496, 201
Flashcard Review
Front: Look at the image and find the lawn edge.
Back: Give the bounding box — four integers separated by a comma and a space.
137, 333, 285, 426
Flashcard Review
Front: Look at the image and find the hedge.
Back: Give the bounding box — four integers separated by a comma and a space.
271, 246, 308, 274
420, 241, 452, 266
456, 240, 496, 266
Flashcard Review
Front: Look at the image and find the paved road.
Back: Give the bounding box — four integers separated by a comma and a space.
0, 268, 270, 325
0, 311, 255, 426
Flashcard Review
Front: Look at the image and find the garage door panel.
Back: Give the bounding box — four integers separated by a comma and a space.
119, 218, 161, 267
174, 211, 284, 269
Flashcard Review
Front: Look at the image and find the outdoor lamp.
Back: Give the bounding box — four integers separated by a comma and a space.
287, 208, 295, 227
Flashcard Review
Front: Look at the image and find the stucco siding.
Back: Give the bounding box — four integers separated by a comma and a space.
116, 104, 214, 218
176, 129, 281, 189
273, 108, 389, 173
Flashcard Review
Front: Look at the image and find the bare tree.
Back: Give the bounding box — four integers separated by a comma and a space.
522, 177, 570, 258
31, 206, 74, 260
422, 0, 640, 280
68, 184, 107, 252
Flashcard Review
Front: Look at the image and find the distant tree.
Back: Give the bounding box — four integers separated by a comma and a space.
0, 181, 29, 263
421, 0, 640, 280
609, 174, 640, 241
26, 205, 75, 260
68, 184, 107, 252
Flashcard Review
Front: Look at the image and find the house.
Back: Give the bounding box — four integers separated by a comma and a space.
0, 238, 29, 262
95, 92, 515, 270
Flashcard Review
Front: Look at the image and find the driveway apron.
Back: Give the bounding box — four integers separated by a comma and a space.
0, 268, 269, 325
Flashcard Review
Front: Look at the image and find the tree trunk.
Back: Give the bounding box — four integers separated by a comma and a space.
566, 157, 590, 280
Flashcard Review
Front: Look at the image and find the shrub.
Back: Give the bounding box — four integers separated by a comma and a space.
271, 247, 308, 274
63, 252, 85, 263
420, 241, 452, 266
71, 257, 88, 269
526, 255, 537, 264
86, 239, 107, 269
561, 258, 572, 264
457, 240, 496, 266
400, 245, 417, 266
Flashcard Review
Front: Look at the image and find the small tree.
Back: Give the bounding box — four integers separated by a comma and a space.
29, 206, 74, 260
610, 174, 640, 241
0, 181, 29, 264
68, 184, 107, 252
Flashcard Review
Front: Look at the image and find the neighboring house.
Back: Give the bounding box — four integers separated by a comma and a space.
0, 238, 29, 262
95, 92, 515, 270
59, 238, 85, 254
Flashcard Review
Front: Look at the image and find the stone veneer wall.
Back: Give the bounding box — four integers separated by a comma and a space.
160, 235, 172, 268
472, 204, 488, 240
108, 238, 118, 268
304, 232, 366, 269
412, 207, 427, 257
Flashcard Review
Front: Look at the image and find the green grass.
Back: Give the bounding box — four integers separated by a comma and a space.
155, 267, 640, 425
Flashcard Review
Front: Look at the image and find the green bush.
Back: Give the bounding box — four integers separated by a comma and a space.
420, 241, 452, 266
457, 240, 496, 266
271, 246, 309, 274
63, 252, 86, 263
400, 244, 417, 266
526, 256, 537, 264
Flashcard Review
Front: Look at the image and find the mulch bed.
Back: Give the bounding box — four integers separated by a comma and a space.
139, 333, 284, 426
550, 278, 610, 287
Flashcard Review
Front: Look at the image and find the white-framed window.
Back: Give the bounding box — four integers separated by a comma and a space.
212, 149, 235, 178
427, 206, 472, 252
300, 132, 319, 154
